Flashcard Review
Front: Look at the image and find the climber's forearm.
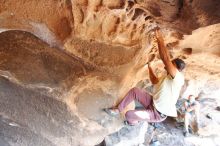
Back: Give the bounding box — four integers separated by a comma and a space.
148, 64, 159, 84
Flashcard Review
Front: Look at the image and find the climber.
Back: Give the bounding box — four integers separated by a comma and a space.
104, 29, 186, 125
183, 95, 200, 137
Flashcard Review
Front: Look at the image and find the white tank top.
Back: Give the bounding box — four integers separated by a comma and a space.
153, 70, 184, 117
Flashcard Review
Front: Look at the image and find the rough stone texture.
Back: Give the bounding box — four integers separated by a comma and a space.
0, 30, 123, 146
0, 0, 220, 146
0, 0, 73, 43
105, 122, 148, 146
0, 30, 90, 88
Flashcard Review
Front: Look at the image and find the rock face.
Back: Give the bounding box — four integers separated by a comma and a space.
0, 30, 107, 146
105, 122, 148, 146
0, 0, 220, 146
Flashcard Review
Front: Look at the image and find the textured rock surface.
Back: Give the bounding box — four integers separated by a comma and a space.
105, 122, 148, 146
0, 0, 220, 146
0, 30, 116, 146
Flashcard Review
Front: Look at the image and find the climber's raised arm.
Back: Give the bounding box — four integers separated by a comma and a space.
155, 29, 177, 78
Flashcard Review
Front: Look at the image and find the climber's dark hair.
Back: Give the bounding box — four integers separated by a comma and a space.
172, 58, 186, 71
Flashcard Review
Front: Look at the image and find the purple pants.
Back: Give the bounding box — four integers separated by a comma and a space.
118, 87, 167, 124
